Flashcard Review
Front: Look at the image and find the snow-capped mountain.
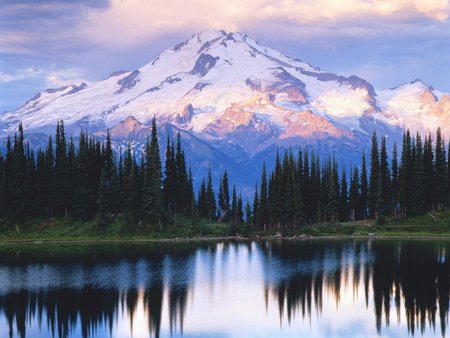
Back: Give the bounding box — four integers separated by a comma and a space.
378, 79, 450, 137
1, 30, 449, 190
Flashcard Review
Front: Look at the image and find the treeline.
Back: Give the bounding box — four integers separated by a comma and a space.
0, 119, 194, 228
251, 129, 450, 229
0, 121, 449, 232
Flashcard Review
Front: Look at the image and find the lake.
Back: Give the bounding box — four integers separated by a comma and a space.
0, 239, 448, 338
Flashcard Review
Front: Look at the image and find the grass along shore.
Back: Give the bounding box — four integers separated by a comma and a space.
0, 209, 449, 244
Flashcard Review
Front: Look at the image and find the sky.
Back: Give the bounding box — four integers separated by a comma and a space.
1, 0, 450, 112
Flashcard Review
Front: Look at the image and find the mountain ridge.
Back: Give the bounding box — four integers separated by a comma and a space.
1, 29, 449, 191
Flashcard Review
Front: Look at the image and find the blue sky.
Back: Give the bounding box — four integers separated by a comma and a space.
1, 0, 450, 112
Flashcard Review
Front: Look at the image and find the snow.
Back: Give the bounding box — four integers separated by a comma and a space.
311, 87, 372, 118
1, 29, 449, 143
377, 81, 446, 134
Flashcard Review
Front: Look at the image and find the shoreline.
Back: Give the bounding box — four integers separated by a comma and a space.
1, 233, 450, 246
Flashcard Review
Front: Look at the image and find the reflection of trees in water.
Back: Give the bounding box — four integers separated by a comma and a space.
0, 241, 448, 337
264, 240, 449, 336
372, 241, 449, 337
0, 243, 199, 338
261, 240, 367, 323
0, 287, 120, 338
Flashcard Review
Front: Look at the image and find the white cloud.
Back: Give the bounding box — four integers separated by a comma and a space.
0, 68, 44, 82
78, 0, 450, 48
0, 67, 89, 88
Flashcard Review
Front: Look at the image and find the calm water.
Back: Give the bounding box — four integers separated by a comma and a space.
0, 239, 448, 338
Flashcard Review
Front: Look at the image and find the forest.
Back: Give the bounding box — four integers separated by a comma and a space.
0, 119, 449, 233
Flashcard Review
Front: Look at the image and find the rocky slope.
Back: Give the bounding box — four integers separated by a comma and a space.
1, 30, 449, 190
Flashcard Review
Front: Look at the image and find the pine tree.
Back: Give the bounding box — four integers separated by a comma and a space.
258, 162, 269, 230
252, 184, 259, 228
399, 131, 414, 216
186, 165, 195, 216
230, 185, 239, 234
375, 177, 386, 224
310, 153, 321, 223
244, 200, 252, 232
377, 136, 389, 217
206, 167, 216, 221
349, 167, 359, 221
0, 151, 4, 218
237, 193, 243, 226
447, 141, 450, 205
423, 134, 434, 211
390, 143, 399, 217
11, 123, 27, 219
175, 133, 188, 214
96, 129, 115, 221
72, 131, 94, 221
327, 160, 339, 223
368, 132, 380, 218
339, 169, 348, 222
268, 150, 282, 227
434, 127, 447, 208
163, 136, 177, 213
143, 117, 165, 227
97, 168, 110, 224
218, 170, 230, 221
359, 152, 368, 220
413, 134, 425, 215
198, 178, 207, 218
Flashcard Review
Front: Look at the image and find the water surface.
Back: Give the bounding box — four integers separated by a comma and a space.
0, 239, 448, 338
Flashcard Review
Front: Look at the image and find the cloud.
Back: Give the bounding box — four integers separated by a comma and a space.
2, 0, 449, 57
0, 1, 109, 56
1, 0, 450, 111
257, 0, 450, 23
77, 0, 450, 49
0, 67, 88, 87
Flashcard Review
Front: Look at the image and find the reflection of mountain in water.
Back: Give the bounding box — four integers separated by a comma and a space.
0, 241, 448, 338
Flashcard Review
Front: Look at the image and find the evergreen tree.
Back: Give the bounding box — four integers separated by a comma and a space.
258, 162, 269, 230
447, 141, 450, 205
434, 128, 447, 208
0, 151, 4, 218
186, 165, 195, 216
327, 160, 339, 223
175, 133, 188, 214
423, 134, 434, 211
1, 120, 449, 232
339, 169, 348, 222
244, 200, 252, 232
252, 184, 259, 228
97, 168, 110, 224
72, 131, 94, 221
399, 131, 414, 216
413, 134, 425, 215
237, 193, 243, 226
163, 136, 177, 213
368, 132, 380, 218
230, 185, 239, 234
390, 143, 399, 217
218, 170, 230, 221
143, 117, 165, 227
268, 151, 282, 227
375, 177, 386, 224
377, 136, 389, 217
359, 152, 368, 220
206, 167, 216, 222
349, 167, 359, 221
198, 178, 207, 218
